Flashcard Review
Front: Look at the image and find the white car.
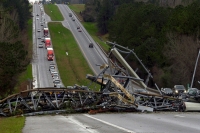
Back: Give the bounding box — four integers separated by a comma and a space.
49, 66, 55, 72
51, 71, 58, 77
36, 17, 39, 20
52, 73, 59, 79
53, 79, 61, 87
38, 43, 43, 48
37, 29, 41, 32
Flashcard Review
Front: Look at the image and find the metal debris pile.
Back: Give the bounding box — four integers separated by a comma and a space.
0, 42, 199, 116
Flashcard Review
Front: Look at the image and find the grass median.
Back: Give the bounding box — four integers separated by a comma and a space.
68, 4, 110, 53
44, 3, 110, 53
44, 4, 64, 21
48, 22, 99, 90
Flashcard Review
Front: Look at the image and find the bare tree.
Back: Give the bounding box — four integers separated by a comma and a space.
163, 32, 200, 87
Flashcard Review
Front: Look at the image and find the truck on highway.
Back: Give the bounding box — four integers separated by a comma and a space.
43, 28, 48, 37
45, 38, 51, 48
47, 48, 54, 61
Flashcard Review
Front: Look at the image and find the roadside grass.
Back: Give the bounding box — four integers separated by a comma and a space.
44, 4, 64, 21
48, 22, 99, 90
0, 116, 25, 133
82, 22, 110, 53
68, 4, 85, 13
68, 4, 84, 21
68, 4, 110, 53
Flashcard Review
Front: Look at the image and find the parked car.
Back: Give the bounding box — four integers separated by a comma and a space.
52, 73, 59, 79
49, 63, 55, 68
161, 88, 173, 96
187, 88, 200, 97
51, 71, 58, 77
41, 37, 45, 42
89, 43, 93, 48
55, 84, 61, 88
173, 85, 186, 96
71, 17, 75, 21
69, 13, 72, 17
53, 79, 61, 87
49, 66, 55, 72
50, 69, 56, 74
38, 43, 43, 48
78, 29, 82, 32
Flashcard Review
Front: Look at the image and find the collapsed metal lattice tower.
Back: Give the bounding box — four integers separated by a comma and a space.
0, 42, 186, 116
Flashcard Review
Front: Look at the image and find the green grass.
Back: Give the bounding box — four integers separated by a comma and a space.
48, 22, 99, 90
68, 4, 85, 13
44, 4, 64, 21
18, 64, 32, 83
82, 22, 110, 52
68, 4, 110, 53
0, 116, 25, 133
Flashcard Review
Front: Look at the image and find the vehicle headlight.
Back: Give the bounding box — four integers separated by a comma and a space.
175, 90, 178, 93
184, 90, 187, 93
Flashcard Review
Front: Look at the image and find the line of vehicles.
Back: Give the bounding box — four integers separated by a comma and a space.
36, 3, 61, 88
68, 12, 94, 48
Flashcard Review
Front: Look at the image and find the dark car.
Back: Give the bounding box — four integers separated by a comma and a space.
71, 17, 75, 21
89, 43, 93, 48
187, 88, 200, 97
173, 85, 186, 96
36, 14, 39, 16
69, 13, 72, 17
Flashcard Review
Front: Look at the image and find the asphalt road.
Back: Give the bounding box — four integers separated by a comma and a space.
57, 4, 108, 75
23, 112, 200, 133
32, 3, 108, 89
24, 3, 200, 133
32, 4, 63, 88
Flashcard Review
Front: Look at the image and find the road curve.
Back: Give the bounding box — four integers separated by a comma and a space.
57, 4, 107, 75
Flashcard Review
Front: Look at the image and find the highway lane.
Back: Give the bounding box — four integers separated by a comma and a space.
89, 112, 200, 133
23, 112, 200, 133
57, 4, 107, 75
33, 3, 64, 88
57, 4, 147, 94
24, 3, 200, 133
23, 114, 131, 133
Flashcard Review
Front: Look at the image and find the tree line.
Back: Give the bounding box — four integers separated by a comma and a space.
83, 0, 200, 88
0, 0, 31, 98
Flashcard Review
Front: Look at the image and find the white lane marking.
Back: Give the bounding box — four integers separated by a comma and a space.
38, 64, 42, 87
59, 5, 97, 75
68, 116, 100, 133
65, 5, 107, 64
84, 114, 135, 133
174, 115, 185, 117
